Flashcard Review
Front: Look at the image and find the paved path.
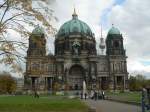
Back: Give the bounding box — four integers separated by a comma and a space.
85, 100, 141, 112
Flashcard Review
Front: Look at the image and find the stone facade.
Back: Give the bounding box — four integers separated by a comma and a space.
25, 12, 128, 91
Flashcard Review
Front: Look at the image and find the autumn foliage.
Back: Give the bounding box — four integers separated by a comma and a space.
129, 74, 150, 91
0, 0, 57, 73
0, 72, 16, 94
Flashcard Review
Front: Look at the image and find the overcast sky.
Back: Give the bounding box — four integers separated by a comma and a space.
1, 0, 150, 78
48, 0, 150, 78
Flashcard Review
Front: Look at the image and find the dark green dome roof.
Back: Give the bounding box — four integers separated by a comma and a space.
32, 25, 44, 35
57, 10, 93, 38
107, 26, 122, 39
108, 26, 120, 35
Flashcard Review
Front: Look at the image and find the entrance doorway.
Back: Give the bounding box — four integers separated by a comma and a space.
68, 65, 85, 90
101, 77, 108, 90
47, 77, 53, 90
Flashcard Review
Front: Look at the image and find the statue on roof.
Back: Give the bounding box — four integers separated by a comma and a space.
72, 39, 80, 55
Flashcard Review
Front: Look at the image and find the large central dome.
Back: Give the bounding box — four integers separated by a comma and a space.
57, 9, 93, 38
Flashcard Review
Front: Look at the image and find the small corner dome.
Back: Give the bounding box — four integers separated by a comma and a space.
108, 26, 120, 35
32, 25, 45, 35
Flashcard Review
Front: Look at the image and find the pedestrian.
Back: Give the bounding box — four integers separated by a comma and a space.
98, 91, 101, 100
34, 91, 39, 98
94, 91, 97, 101
80, 92, 83, 99
102, 91, 105, 100
90, 90, 94, 99
84, 93, 87, 100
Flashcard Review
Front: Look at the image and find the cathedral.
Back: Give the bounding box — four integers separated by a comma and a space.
25, 10, 128, 91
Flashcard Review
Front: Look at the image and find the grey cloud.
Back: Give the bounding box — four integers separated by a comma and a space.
107, 0, 150, 74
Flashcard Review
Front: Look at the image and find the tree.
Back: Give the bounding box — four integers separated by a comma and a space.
129, 74, 148, 91
128, 75, 138, 91
0, 72, 16, 94
0, 0, 57, 73
136, 74, 146, 81
146, 79, 150, 86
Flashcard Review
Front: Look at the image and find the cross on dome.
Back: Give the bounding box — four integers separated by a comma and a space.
72, 8, 78, 19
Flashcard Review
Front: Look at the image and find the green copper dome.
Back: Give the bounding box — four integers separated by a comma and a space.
32, 25, 44, 35
108, 26, 120, 35
57, 10, 93, 38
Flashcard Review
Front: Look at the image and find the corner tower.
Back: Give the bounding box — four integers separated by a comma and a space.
106, 26, 128, 90
26, 25, 46, 90
106, 26, 125, 56
27, 25, 46, 56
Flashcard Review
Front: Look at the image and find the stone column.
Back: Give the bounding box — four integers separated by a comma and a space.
109, 75, 114, 90
36, 77, 39, 91
31, 77, 33, 90
124, 62, 126, 72
51, 77, 53, 90
114, 76, 117, 90
123, 76, 126, 90
64, 69, 69, 91
31, 77, 35, 90
45, 77, 48, 90
99, 77, 102, 90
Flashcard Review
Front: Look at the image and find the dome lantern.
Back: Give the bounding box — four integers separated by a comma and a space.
72, 8, 78, 19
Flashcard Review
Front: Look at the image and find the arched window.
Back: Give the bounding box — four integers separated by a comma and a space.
32, 63, 40, 71
48, 64, 53, 72
114, 41, 119, 48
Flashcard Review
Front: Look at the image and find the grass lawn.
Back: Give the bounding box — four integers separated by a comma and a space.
106, 91, 142, 104
0, 95, 88, 112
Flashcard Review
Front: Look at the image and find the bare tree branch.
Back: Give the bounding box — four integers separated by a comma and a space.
1, 12, 31, 27
0, 51, 25, 60
0, 0, 8, 9
10, 6, 34, 16
0, 0, 9, 23
0, 40, 27, 45
0, 0, 57, 73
